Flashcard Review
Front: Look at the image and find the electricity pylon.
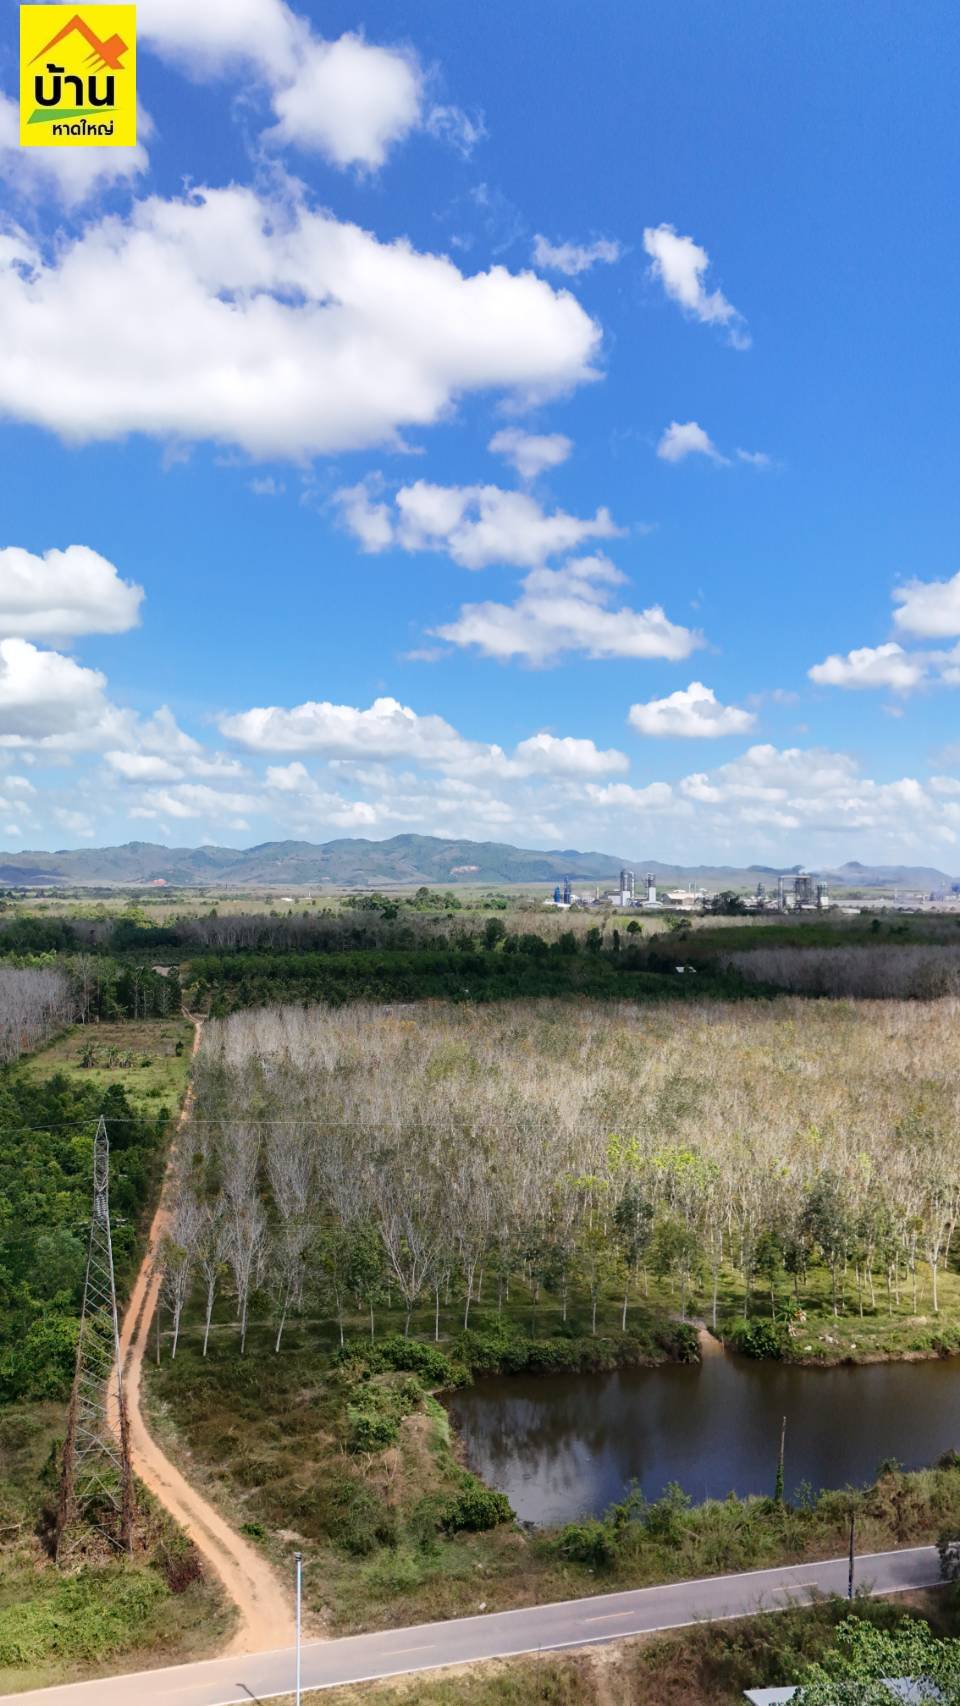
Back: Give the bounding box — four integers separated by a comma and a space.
56, 1116, 135, 1560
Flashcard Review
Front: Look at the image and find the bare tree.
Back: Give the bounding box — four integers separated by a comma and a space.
0, 966, 73, 1064
158, 1185, 202, 1359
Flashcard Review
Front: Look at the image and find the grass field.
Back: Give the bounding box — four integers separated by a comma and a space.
17, 1017, 195, 1111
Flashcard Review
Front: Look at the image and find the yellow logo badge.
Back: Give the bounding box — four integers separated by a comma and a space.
20, 5, 136, 147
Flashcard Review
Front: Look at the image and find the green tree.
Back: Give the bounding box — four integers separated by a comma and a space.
650, 1217, 701, 1320
483, 917, 508, 950
753, 1228, 785, 1320
798, 1614, 960, 1703
802, 1173, 850, 1316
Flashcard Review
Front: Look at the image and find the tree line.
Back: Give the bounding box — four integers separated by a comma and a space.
0, 958, 181, 1040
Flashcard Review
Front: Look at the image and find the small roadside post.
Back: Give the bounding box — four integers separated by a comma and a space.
848, 1510, 855, 1599
295, 1550, 303, 1705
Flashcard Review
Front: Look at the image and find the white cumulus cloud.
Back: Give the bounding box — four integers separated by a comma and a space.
220, 694, 492, 766
512, 733, 628, 777
218, 693, 629, 789
266, 34, 423, 168
137, 0, 297, 77
808, 642, 927, 693
139, 0, 426, 169
893, 571, 960, 638
629, 682, 757, 738
0, 186, 600, 461
434, 553, 703, 665
0, 546, 144, 641
335, 480, 619, 569
0, 639, 112, 745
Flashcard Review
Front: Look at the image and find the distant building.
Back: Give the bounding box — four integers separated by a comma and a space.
665, 889, 703, 910
776, 872, 828, 911
794, 873, 817, 907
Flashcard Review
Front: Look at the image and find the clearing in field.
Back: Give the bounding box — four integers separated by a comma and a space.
19, 1017, 195, 1110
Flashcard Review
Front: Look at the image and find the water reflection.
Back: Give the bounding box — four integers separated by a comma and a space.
446, 1354, 960, 1526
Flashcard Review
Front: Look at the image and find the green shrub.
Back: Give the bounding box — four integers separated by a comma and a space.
318, 1478, 396, 1554
662, 1321, 701, 1363
454, 1327, 521, 1373
0, 1569, 166, 1667
441, 1484, 513, 1533
642, 1481, 692, 1541
555, 1519, 617, 1567
346, 1397, 400, 1453
731, 1319, 784, 1360
335, 1335, 462, 1387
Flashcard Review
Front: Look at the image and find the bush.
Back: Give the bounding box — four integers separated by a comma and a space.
317, 1478, 396, 1555
556, 1519, 618, 1567
454, 1327, 520, 1374
731, 1319, 784, 1360
440, 1483, 513, 1533
642, 1481, 692, 1542
347, 1405, 399, 1452
335, 1335, 462, 1387
0, 1569, 166, 1667
655, 1321, 701, 1363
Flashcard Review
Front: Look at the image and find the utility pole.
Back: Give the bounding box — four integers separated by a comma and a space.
774, 1414, 786, 1504
295, 1551, 303, 1705
57, 1116, 135, 1561
848, 1508, 856, 1599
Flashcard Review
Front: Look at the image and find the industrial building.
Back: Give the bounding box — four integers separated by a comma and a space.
545, 866, 831, 914
776, 873, 829, 911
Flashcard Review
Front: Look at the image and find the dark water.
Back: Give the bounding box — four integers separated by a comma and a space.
445, 1354, 960, 1526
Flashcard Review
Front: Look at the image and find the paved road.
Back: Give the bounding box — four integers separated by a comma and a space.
0, 1545, 942, 1704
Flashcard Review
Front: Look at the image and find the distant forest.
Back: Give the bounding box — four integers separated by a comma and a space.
2, 906, 960, 1016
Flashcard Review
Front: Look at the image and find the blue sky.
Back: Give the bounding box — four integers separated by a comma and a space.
1, 0, 960, 866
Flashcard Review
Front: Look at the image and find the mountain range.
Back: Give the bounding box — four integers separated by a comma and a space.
0, 838, 954, 891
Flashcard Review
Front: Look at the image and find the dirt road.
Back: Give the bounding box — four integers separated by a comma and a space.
109, 1014, 295, 1657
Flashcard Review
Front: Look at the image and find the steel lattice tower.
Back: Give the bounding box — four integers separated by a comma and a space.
57, 1116, 135, 1560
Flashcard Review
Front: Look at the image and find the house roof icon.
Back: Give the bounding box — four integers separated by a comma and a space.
30, 13, 129, 73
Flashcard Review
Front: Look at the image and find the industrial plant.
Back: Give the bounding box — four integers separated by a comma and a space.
546, 869, 831, 914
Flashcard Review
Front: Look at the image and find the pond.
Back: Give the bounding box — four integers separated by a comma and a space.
445, 1351, 960, 1526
